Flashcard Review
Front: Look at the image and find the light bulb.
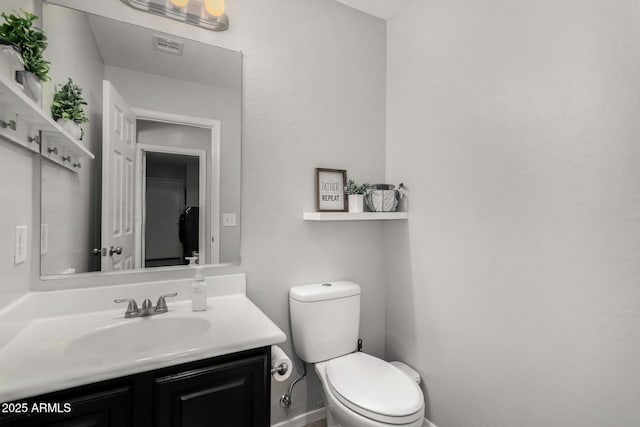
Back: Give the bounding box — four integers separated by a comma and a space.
170, 0, 189, 7
204, 0, 225, 17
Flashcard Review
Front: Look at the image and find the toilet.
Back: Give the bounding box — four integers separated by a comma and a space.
289, 281, 425, 427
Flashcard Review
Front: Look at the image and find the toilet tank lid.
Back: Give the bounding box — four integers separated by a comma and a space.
290, 281, 360, 302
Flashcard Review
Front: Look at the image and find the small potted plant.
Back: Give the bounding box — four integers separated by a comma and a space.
0, 10, 50, 103
51, 78, 88, 140
344, 179, 370, 213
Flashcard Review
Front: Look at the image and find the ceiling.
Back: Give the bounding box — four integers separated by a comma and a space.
87, 14, 242, 91
334, 0, 413, 20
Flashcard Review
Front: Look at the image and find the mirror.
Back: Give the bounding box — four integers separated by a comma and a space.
40, 4, 241, 277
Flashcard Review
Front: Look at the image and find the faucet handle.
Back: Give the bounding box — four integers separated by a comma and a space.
155, 293, 178, 313
141, 299, 154, 311
114, 298, 139, 316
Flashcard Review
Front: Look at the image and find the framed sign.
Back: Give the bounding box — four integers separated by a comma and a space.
316, 168, 347, 212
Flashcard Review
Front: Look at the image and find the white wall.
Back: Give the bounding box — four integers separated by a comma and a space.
31, 0, 387, 424
386, 1, 640, 426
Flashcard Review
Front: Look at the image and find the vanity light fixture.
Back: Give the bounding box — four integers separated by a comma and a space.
121, 0, 229, 31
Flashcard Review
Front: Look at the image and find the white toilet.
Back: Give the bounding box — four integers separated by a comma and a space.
290, 281, 425, 427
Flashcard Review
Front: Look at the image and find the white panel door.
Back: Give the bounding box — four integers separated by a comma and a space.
101, 81, 136, 272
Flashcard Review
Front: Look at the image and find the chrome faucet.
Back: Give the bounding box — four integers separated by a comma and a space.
114, 293, 177, 318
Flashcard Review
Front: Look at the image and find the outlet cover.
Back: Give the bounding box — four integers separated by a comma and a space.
222, 213, 237, 227
14, 225, 27, 264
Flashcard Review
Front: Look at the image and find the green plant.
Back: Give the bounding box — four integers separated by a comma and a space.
0, 10, 50, 81
344, 180, 370, 195
51, 78, 88, 123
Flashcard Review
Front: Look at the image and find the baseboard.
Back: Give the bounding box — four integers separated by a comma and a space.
272, 408, 326, 427
272, 409, 435, 427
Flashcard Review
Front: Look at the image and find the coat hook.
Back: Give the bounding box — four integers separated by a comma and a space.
0, 120, 16, 130
28, 135, 40, 144
62, 155, 71, 162
73, 162, 81, 168
47, 146, 58, 155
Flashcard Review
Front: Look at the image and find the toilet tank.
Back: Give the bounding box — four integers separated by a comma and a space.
289, 281, 360, 363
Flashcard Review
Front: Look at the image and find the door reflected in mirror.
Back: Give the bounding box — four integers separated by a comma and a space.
40, 4, 241, 277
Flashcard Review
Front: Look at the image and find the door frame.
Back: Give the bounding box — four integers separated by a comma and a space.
132, 108, 221, 266
136, 144, 207, 268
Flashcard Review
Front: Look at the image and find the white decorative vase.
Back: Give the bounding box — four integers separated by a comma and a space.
20, 71, 42, 104
57, 118, 83, 140
0, 43, 23, 83
348, 194, 364, 213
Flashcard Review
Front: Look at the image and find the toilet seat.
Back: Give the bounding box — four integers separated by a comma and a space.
325, 353, 424, 425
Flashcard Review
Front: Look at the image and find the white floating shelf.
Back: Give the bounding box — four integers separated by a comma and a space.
303, 212, 409, 221
0, 73, 94, 160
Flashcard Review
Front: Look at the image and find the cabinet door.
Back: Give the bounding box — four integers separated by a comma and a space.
154, 355, 268, 427
0, 386, 131, 427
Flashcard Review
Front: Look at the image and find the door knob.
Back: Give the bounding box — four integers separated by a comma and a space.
109, 246, 123, 256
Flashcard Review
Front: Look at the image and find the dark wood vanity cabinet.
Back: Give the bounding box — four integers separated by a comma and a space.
0, 347, 271, 427
0, 386, 132, 427
155, 354, 268, 427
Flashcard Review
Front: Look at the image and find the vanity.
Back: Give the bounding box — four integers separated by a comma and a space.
0, 1, 285, 424
0, 274, 286, 426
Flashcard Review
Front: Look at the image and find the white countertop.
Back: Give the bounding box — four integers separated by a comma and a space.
0, 274, 286, 402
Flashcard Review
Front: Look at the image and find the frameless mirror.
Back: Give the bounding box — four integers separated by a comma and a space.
40, 4, 241, 277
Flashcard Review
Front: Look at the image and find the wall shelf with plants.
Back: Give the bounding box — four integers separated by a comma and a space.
0, 71, 94, 165
0, 11, 93, 172
306, 177, 408, 221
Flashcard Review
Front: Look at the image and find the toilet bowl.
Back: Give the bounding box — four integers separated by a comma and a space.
289, 281, 425, 427
315, 352, 424, 427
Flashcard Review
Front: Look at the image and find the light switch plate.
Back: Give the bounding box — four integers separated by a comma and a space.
14, 225, 27, 264
222, 213, 237, 227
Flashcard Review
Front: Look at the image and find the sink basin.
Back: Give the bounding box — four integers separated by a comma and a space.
64, 317, 211, 359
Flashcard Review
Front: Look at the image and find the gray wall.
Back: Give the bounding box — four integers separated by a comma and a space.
385, 0, 640, 426
0, 0, 37, 306
25, 0, 387, 424
40, 4, 104, 276
0, 142, 36, 307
